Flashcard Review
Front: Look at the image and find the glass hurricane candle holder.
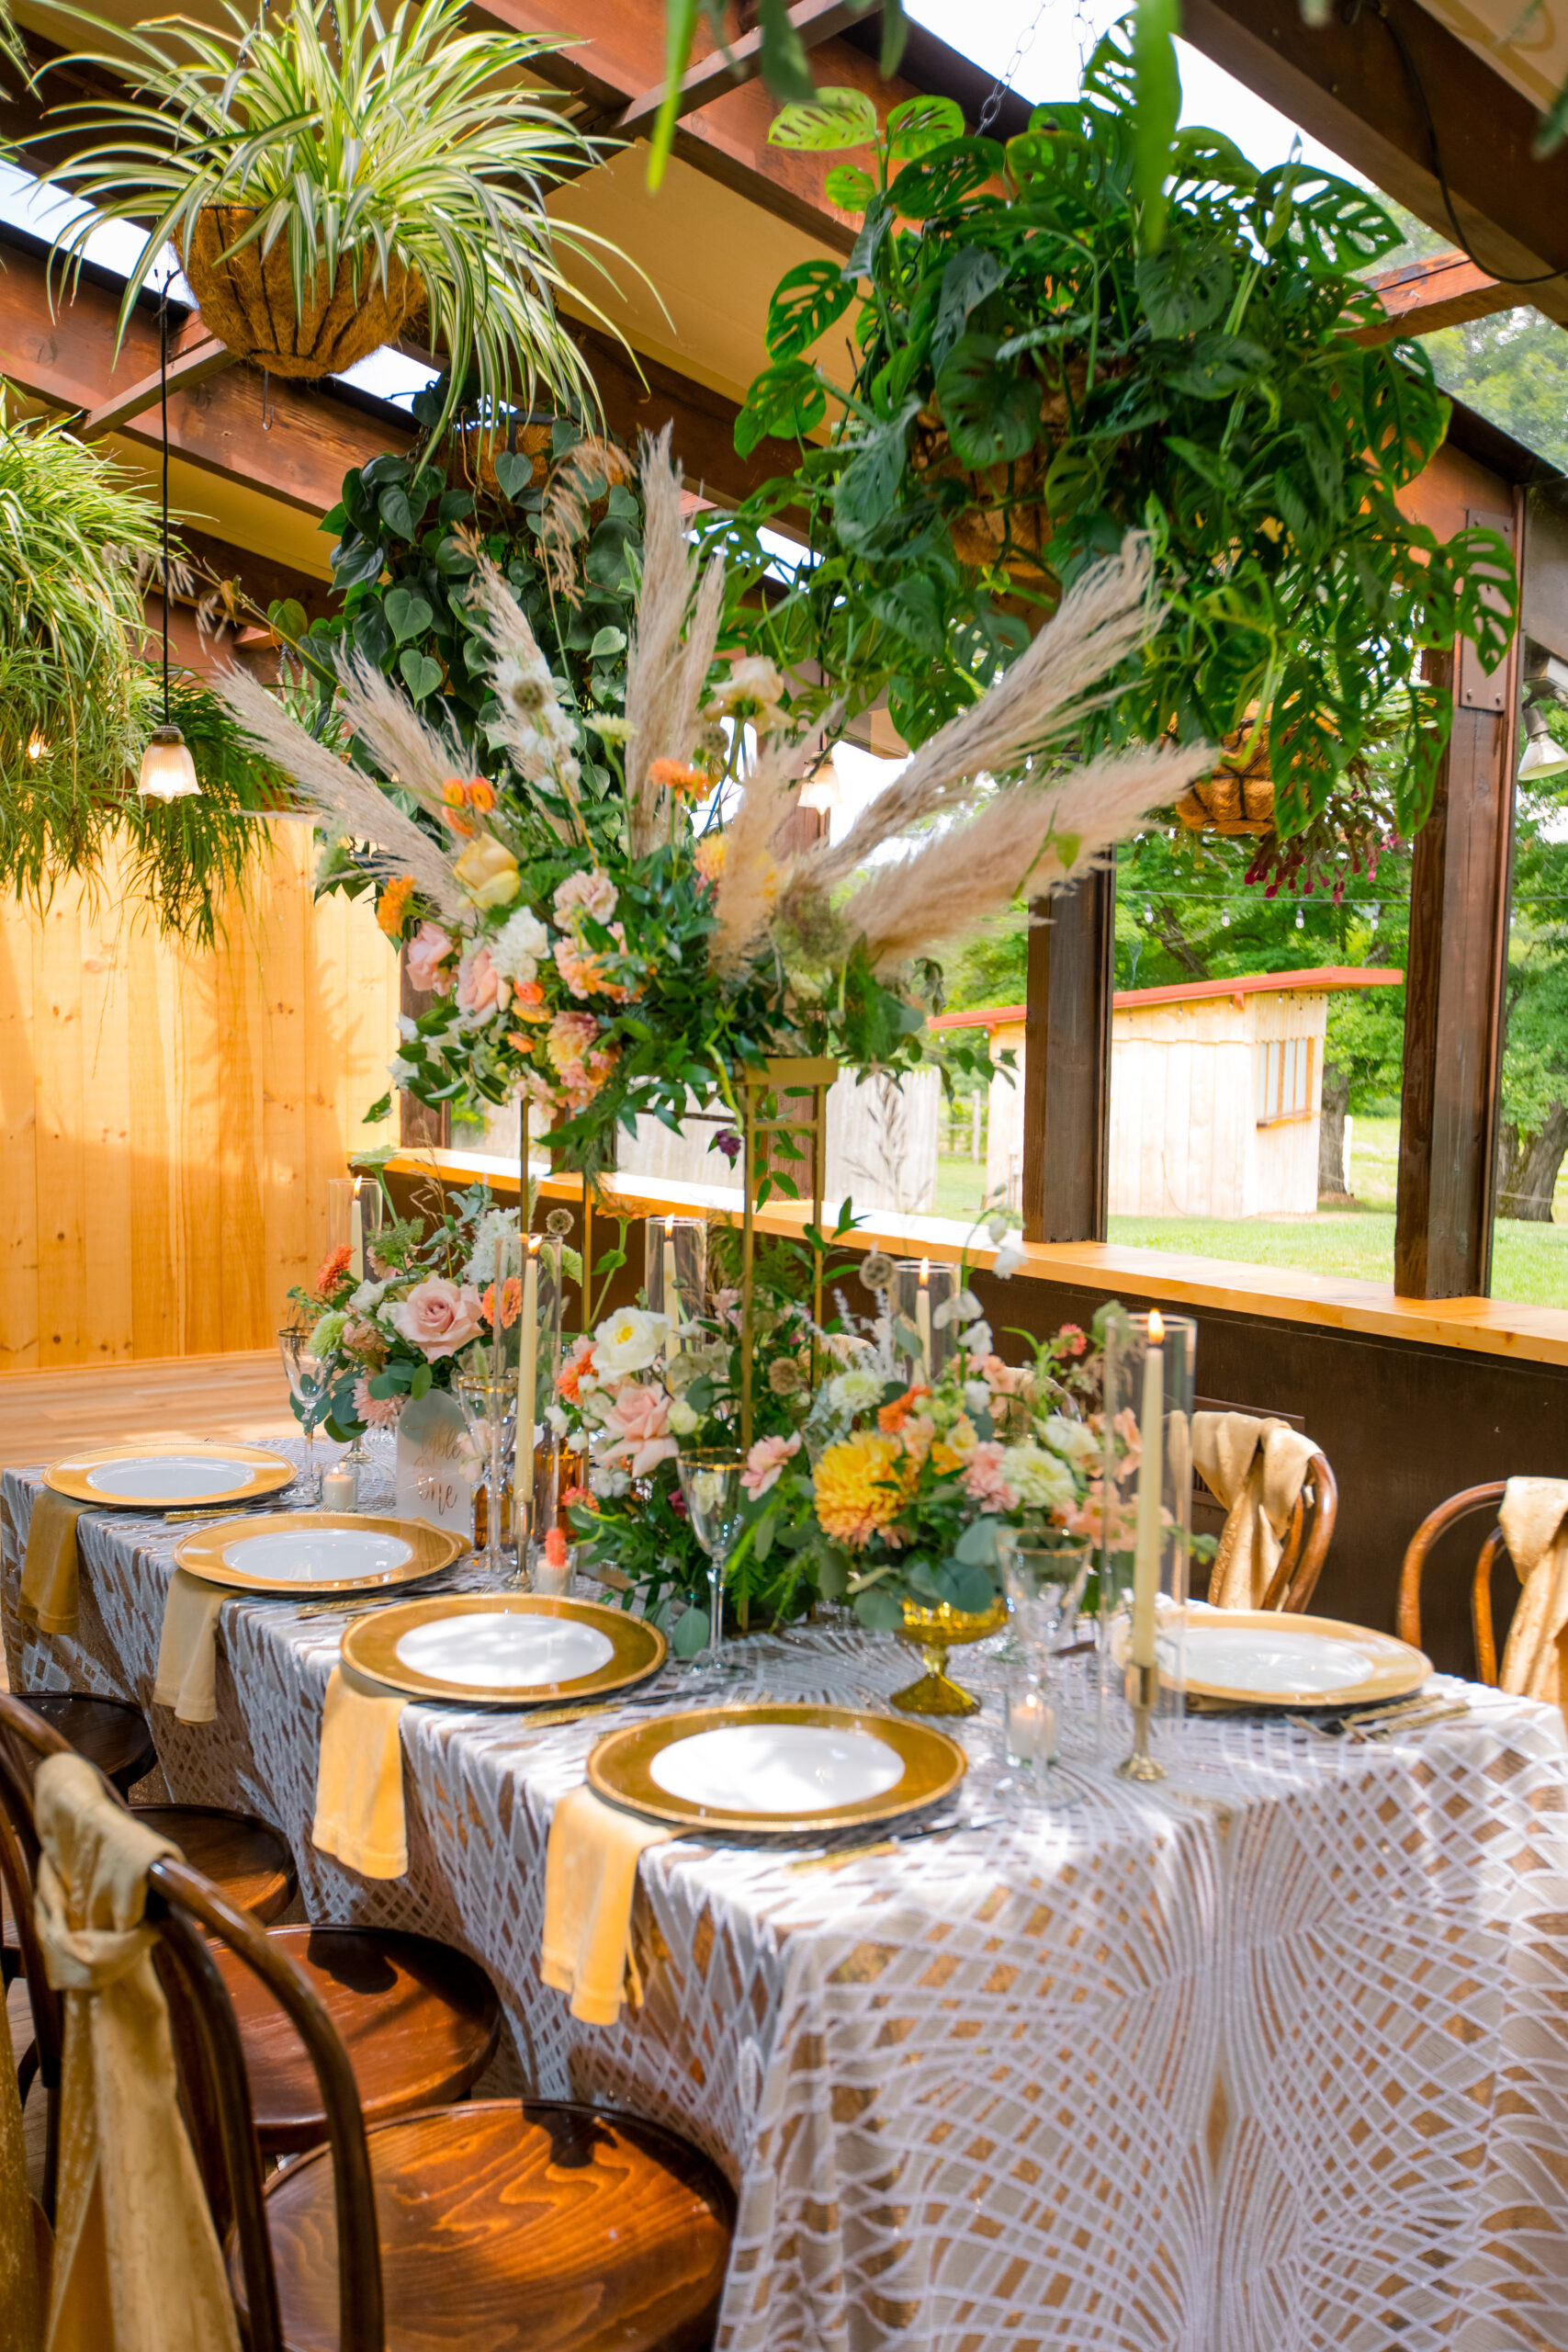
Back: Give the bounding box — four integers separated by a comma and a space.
513, 1237, 566, 1581
1101, 1309, 1196, 1776
996, 1532, 1094, 1806
456, 1374, 521, 1586
891, 1259, 958, 1385
327, 1174, 383, 1285
643, 1216, 707, 1341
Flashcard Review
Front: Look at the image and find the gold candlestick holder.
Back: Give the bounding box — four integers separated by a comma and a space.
1116, 1660, 1167, 1781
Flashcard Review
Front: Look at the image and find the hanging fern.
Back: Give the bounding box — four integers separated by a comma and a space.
0, 395, 282, 944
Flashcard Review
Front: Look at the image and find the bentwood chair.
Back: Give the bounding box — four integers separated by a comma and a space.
1190, 1398, 1339, 1613
1396, 1482, 1509, 1683
0, 1694, 501, 2207
9, 1775, 735, 2352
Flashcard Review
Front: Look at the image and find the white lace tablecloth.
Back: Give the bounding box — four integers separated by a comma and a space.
6, 1441, 1568, 2351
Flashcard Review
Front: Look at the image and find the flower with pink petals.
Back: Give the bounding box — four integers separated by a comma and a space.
743, 1431, 801, 1498
389, 1276, 485, 1361
405, 921, 455, 995
354, 1377, 404, 1429
962, 1440, 1018, 1512
457, 944, 508, 1018
553, 867, 618, 925
546, 1008, 601, 1078
599, 1380, 678, 1477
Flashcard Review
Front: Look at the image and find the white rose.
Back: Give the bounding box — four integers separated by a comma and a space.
589, 1464, 631, 1499
592, 1306, 670, 1377
490, 905, 549, 986
668, 1397, 700, 1436
1000, 1443, 1077, 1512
349, 1279, 388, 1313
1042, 1413, 1100, 1466
828, 1367, 885, 1415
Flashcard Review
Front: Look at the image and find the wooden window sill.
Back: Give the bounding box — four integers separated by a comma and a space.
390, 1148, 1568, 1372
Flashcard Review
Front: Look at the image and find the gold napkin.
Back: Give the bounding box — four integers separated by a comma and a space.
1193, 1411, 1320, 1611
19, 1492, 86, 1638
34, 1753, 241, 2352
152, 1571, 228, 1726
311, 1663, 411, 1881
0, 1937, 44, 2352
541, 1785, 675, 2027
1498, 1477, 1568, 1717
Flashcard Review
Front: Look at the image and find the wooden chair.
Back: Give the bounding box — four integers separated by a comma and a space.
153, 1854, 735, 2352
0, 1694, 502, 2201
1396, 1481, 1508, 1682
1190, 1399, 1339, 1613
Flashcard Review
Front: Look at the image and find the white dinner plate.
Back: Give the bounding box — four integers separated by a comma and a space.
649, 1722, 907, 1813
394, 1612, 615, 1690
173, 1513, 465, 1597
46, 1442, 295, 1510
1148, 1610, 1431, 1710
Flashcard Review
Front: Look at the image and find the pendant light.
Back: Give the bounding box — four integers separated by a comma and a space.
138, 280, 199, 800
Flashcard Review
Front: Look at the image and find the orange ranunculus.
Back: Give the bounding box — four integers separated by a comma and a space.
878, 1385, 931, 1436
649, 756, 709, 800
376, 874, 416, 936
467, 777, 497, 813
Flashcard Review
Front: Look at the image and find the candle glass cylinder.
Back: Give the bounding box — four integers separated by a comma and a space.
643, 1216, 707, 1340
891, 1260, 958, 1385
327, 1176, 383, 1277
1101, 1311, 1196, 1738
456, 1374, 520, 1585
515, 1238, 566, 1577
996, 1532, 1094, 1804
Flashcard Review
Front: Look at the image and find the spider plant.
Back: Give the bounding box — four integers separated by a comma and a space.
40, 0, 636, 432
0, 398, 277, 944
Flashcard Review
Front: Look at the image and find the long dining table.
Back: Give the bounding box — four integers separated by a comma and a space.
6, 1439, 1568, 2352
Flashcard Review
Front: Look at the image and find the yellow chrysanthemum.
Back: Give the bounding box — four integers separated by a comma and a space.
813, 1431, 905, 1550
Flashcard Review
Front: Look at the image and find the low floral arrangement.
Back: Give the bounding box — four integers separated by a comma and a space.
286, 1167, 570, 1441
557, 1209, 1121, 1649
217, 435, 1213, 1178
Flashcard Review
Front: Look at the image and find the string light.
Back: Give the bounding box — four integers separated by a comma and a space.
137, 276, 198, 802
26, 732, 46, 762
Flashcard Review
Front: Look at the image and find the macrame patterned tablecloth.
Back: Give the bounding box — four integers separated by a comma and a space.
6, 1442, 1568, 2352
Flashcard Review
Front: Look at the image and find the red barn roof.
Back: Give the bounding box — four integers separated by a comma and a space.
928, 966, 1404, 1031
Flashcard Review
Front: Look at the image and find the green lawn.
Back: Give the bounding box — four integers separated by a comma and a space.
935, 1115, 1568, 1306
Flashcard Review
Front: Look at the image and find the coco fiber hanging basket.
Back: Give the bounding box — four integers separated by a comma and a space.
186, 207, 416, 381
1173, 722, 1276, 837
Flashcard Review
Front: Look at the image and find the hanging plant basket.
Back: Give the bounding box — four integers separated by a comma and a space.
186, 207, 415, 381
1173, 725, 1276, 837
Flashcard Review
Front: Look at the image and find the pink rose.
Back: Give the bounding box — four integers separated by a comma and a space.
389, 1276, 485, 1361
742, 1431, 800, 1498
553, 868, 617, 926
600, 1380, 677, 1477
406, 921, 455, 995
962, 1441, 1017, 1512
457, 944, 509, 1018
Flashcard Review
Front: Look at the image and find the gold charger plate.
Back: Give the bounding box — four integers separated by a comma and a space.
587, 1702, 968, 1836
46, 1442, 296, 1510
343, 1593, 667, 1708
1140, 1610, 1432, 1711
174, 1513, 466, 1597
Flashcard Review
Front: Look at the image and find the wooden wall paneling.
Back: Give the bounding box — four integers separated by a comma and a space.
128, 902, 177, 1359
219, 856, 266, 1351
0, 906, 39, 1369
1394, 490, 1523, 1297
178, 911, 227, 1353
261, 827, 310, 1338
1021, 865, 1115, 1244
33, 894, 85, 1364
79, 882, 133, 1363
301, 870, 346, 1286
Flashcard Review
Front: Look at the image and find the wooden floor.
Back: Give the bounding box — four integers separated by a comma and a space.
0, 1351, 296, 1470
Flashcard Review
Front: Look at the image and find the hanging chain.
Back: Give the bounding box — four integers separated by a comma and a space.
976, 0, 1055, 133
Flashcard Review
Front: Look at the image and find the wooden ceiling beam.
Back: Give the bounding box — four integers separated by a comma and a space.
613, 0, 863, 142
1355, 249, 1523, 345
1180, 0, 1568, 334
77, 326, 234, 440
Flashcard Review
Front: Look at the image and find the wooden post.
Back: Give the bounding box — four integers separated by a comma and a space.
397, 947, 450, 1151
1394, 498, 1522, 1298
1020, 864, 1116, 1245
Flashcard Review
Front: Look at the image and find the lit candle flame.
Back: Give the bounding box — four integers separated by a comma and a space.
665, 1215, 674, 1237
919, 1257, 930, 1288
1148, 1309, 1165, 1343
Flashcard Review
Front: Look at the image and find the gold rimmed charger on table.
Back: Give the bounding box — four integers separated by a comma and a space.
1163, 1610, 1432, 1711
173, 1513, 466, 1598
46, 1442, 296, 1510
342, 1593, 667, 1708
587, 1703, 968, 1837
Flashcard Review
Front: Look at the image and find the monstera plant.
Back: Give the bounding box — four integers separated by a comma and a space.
727, 25, 1517, 879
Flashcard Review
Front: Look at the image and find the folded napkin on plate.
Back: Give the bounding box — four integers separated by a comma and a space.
19, 1489, 87, 1637
541, 1785, 675, 2027
311, 1663, 411, 1880
1498, 1477, 1568, 1717
152, 1571, 227, 1725
1193, 1411, 1320, 1611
